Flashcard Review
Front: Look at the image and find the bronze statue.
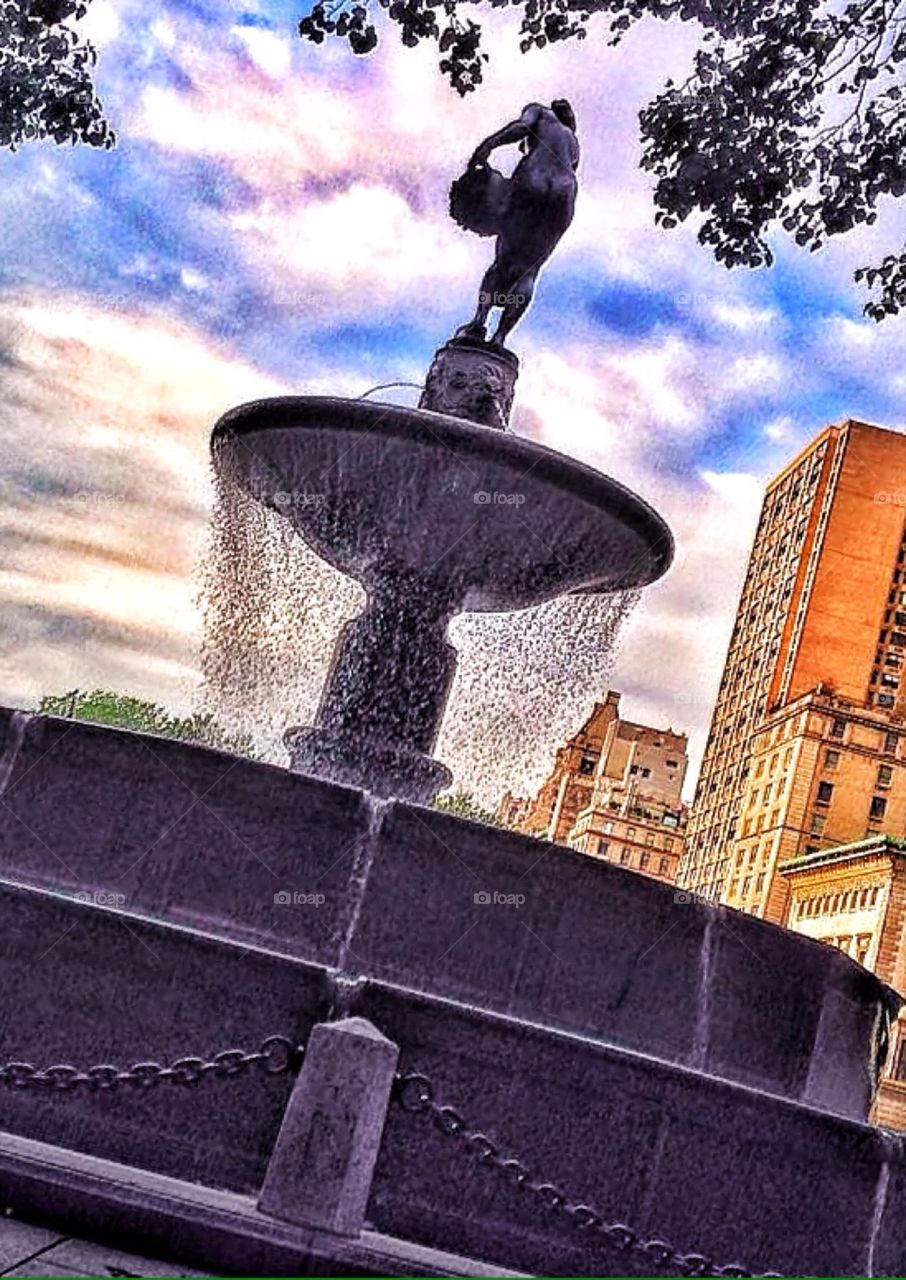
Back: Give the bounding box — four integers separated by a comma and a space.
451, 99, 579, 349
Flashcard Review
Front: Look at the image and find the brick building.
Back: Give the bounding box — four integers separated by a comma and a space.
499, 691, 688, 883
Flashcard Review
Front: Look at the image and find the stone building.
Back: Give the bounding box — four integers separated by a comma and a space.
721, 687, 906, 923
781, 835, 906, 1128
680, 419, 906, 905
499, 690, 688, 883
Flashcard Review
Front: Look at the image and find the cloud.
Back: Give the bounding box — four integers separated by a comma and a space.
0, 292, 288, 711
231, 181, 477, 315
711, 300, 780, 333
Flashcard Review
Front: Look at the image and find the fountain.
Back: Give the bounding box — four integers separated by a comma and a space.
0, 100, 903, 1280
211, 99, 672, 803
212, 396, 671, 801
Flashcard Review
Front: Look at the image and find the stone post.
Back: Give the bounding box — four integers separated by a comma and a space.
258, 1017, 399, 1237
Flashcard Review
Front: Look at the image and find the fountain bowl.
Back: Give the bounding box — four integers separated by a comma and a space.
211, 395, 674, 802
212, 396, 673, 614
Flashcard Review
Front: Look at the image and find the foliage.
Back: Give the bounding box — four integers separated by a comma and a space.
434, 788, 507, 827
0, 0, 113, 151
299, 0, 906, 317
37, 688, 256, 758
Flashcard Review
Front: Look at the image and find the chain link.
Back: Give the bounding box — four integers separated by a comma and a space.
394, 1071, 785, 1279
0, 1035, 301, 1093
0, 1035, 785, 1276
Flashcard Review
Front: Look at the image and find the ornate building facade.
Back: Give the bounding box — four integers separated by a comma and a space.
781, 835, 906, 1128
499, 691, 688, 883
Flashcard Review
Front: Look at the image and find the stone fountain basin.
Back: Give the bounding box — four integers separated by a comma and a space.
212, 397, 673, 612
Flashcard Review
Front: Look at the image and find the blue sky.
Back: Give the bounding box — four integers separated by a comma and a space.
0, 0, 903, 799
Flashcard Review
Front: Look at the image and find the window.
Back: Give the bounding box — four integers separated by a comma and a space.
666, 759, 678, 769
870, 796, 888, 822
578, 755, 596, 775
817, 781, 834, 805
811, 813, 825, 834
825, 749, 840, 770
603, 821, 614, 834
627, 826, 636, 840
640, 851, 650, 869
598, 840, 610, 857
619, 847, 631, 865
659, 857, 668, 874
645, 831, 656, 846
881, 673, 900, 688
884, 731, 899, 755
893, 1039, 906, 1082
891, 631, 906, 646
878, 765, 894, 789
830, 718, 846, 739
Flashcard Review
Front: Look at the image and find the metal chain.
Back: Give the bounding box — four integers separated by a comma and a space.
394, 1072, 785, 1280
0, 1034, 302, 1093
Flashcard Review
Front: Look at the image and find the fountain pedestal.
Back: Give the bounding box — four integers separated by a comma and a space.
419, 338, 518, 430
286, 583, 456, 802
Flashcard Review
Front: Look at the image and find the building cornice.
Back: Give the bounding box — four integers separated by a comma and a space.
780, 834, 906, 876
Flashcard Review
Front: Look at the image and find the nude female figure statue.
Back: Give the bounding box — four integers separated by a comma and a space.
451, 99, 579, 349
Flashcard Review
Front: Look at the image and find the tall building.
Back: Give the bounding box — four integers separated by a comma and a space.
680, 420, 906, 908
499, 690, 688, 883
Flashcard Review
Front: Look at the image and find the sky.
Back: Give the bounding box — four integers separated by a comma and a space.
0, 0, 904, 801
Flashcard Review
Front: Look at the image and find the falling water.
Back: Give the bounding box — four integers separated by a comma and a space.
199, 469, 363, 758
199, 468, 640, 806
439, 589, 639, 807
